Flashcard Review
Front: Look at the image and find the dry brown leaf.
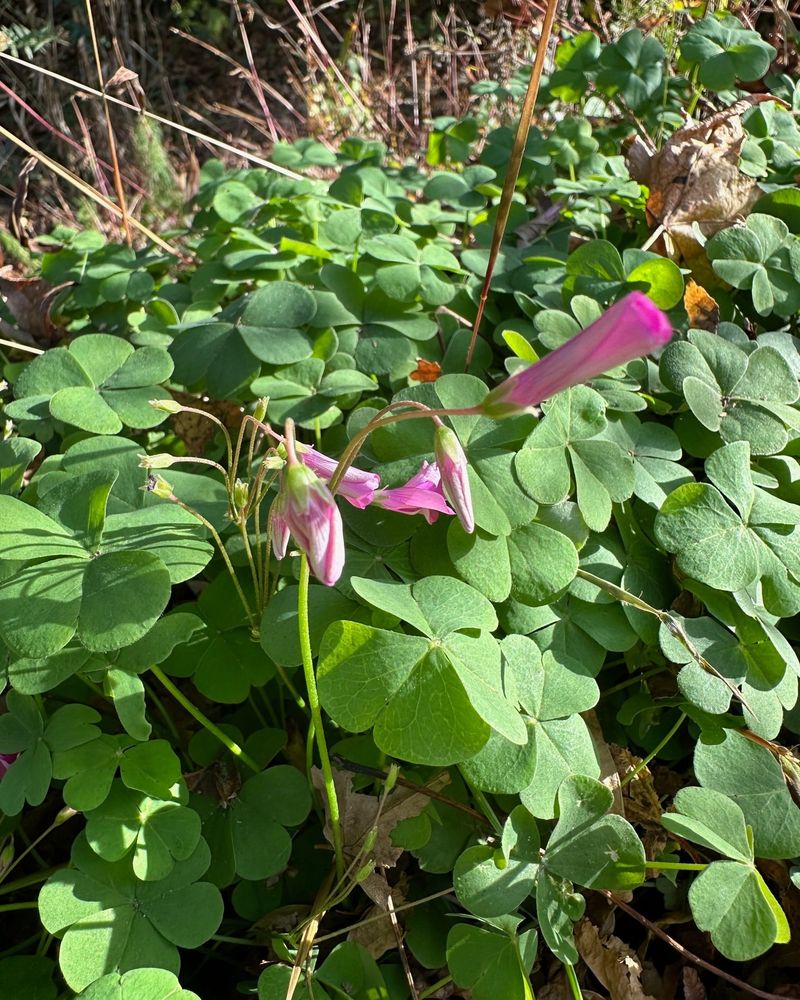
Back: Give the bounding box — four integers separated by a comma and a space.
682, 967, 707, 1000
347, 900, 399, 959
610, 745, 667, 862
684, 280, 719, 332
636, 102, 775, 277
312, 767, 449, 876
0, 264, 69, 349
409, 358, 442, 383
584, 710, 624, 816
575, 918, 658, 1000
168, 390, 244, 454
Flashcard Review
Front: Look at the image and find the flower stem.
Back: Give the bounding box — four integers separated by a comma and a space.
150, 665, 260, 773
298, 554, 344, 880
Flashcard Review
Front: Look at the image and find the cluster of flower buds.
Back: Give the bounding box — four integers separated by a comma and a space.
271, 427, 475, 586
144, 293, 672, 589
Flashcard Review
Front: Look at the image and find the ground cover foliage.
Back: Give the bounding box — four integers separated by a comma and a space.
2, 7, 800, 999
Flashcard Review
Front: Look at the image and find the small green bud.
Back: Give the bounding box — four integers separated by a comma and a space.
384, 763, 400, 795
55, 805, 78, 826
356, 861, 375, 883
149, 397, 183, 414
139, 453, 177, 469
233, 478, 250, 510
362, 827, 378, 855
253, 397, 269, 422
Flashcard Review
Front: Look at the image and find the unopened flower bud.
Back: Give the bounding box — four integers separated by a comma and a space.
55, 805, 78, 826
139, 453, 177, 469
253, 397, 269, 422
148, 397, 183, 414
233, 478, 250, 510
434, 425, 474, 534
275, 463, 345, 586
480, 291, 673, 418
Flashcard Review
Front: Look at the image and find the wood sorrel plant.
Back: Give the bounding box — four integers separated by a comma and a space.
3, 12, 800, 992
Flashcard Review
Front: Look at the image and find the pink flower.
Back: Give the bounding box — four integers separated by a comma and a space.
271, 463, 345, 586
0, 753, 18, 779
434, 425, 474, 533
480, 291, 673, 418
295, 443, 380, 509
374, 461, 455, 524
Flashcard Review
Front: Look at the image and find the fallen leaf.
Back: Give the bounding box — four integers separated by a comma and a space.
0, 264, 69, 349
682, 967, 707, 1000
410, 358, 442, 383
168, 390, 244, 454
683, 279, 719, 332
637, 101, 776, 277
575, 918, 658, 1000
313, 767, 449, 872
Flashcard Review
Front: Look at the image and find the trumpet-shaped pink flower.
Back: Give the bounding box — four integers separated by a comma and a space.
295, 443, 380, 509
374, 461, 455, 524
272, 463, 345, 586
480, 291, 673, 418
434, 425, 474, 533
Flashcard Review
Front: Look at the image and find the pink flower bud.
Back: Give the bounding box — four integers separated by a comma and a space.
480, 292, 673, 418
0, 753, 18, 780
374, 461, 454, 524
275, 463, 345, 586
434, 425, 474, 533
293, 443, 380, 509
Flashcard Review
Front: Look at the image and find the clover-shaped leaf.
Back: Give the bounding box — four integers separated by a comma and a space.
446, 919, 537, 1000
38, 834, 223, 993
660, 610, 797, 739
661, 326, 800, 456
460, 635, 601, 818
165, 574, 274, 704
6, 335, 173, 434
680, 15, 777, 91
596, 29, 665, 109
362, 233, 461, 305
0, 694, 100, 814
549, 30, 601, 102
0, 474, 212, 657
706, 215, 800, 317
54, 735, 184, 812
85, 781, 201, 881
563, 241, 683, 308
453, 805, 540, 917
318, 576, 526, 765
694, 728, 800, 860
605, 414, 692, 507
655, 441, 800, 616
195, 765, 311, 886
76, 968, 200, 1000
662, 787, 789, 961
515, 386, 634, 531
543, 775, 645, 890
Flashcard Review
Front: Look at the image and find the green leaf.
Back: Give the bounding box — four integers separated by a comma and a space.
76, 968, 201, 1000
688, 861, 785, 961
661, 787, 752, 862
447, 921, 536, 1000
38, 835, 223, 992
544, 775, 645, 889
680, 15, 777, 91
84, 782, 201, 881
454, 806, 540, 916
9, 336, 173, 434
694, 728, 800, 859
